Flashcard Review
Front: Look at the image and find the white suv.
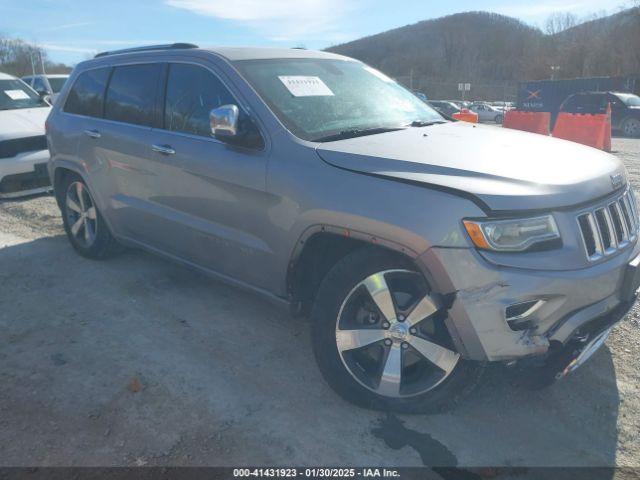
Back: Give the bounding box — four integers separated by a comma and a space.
0, 73, 51, 197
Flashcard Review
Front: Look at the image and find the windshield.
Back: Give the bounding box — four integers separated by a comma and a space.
0, 79, 48, 110
616, 93, 640, 107
235, 58, 444, 142
48, 77, 68, 93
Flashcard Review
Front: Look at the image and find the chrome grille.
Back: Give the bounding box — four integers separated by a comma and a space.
577, 190, 638, 261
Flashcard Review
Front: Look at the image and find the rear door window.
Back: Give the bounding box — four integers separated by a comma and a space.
563, 94, 607, 114
583, 94, 606, 113
64, 67, 111, 117
104, 64, 161, 127
163, 63, 235, 137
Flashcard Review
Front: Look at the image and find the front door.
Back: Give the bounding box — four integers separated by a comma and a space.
146, 62, 273, 287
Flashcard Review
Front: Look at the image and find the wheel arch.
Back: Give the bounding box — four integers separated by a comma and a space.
51, 162, 117, 238
286, 224, 439, 317
52, 163, 87, 210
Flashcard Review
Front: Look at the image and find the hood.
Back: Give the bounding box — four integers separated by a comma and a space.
0, 107, 51, 141
315, 122, 625, 212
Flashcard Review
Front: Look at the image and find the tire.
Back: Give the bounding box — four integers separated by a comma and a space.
59, 173, 119, 259
621, 117, 640, 138
311, 248, 484, 414
495, 114, 503, 124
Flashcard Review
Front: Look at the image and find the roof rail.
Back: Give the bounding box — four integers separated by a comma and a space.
94, 43, 198, 59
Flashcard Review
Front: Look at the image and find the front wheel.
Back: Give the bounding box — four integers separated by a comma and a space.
621, 117, 640, 138
311, 248, 483, 413
495, 114, 504, 124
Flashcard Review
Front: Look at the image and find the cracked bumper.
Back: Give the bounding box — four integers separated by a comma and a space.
420, 244, 640, 362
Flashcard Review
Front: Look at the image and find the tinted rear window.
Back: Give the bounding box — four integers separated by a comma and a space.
562, 93, 607, 113
64, 68, 110, 117
104, 64, 160, 127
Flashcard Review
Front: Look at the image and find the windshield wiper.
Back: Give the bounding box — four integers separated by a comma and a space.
406, 120, 447, 127
312, 126, 405, 143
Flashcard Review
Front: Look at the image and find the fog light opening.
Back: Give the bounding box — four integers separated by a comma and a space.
505, 300, 545, 331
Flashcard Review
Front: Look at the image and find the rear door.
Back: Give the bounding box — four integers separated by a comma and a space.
96, 62, 173, 244
472, 104, 488, 121
61, 66, 112, 207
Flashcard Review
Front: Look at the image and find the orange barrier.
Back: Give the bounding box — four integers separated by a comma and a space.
452, 109, 478, 123
552, 104, 612, 151
502, 110, 550, 135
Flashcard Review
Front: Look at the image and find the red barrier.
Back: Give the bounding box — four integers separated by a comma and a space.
503, 110, 550, 135
552, 105, 612, 151
452, 109, 478, 123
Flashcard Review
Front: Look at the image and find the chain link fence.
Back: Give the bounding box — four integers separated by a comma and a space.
394, 75, 518, 103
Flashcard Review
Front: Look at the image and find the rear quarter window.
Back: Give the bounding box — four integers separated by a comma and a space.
104, 64, 161, 127
64, 68, 111, 117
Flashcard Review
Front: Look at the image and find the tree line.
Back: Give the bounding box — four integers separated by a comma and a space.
0, 35, 71, 77
327, 8, 640, 86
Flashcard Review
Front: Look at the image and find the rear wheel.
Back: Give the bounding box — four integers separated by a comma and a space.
311, 248, 483, 413
60, 173, 118, 259
621, 117, 640, 138
495, 114, 504, 124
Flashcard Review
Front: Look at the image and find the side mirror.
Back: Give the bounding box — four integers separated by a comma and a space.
210, 104, 239, 139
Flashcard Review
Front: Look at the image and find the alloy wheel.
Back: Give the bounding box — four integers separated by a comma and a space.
623, 118, 640, 137
335, 269, 460, 398
65, 181, 98, 248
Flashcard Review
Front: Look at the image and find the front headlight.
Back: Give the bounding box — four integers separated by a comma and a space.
463, 215, 560, 252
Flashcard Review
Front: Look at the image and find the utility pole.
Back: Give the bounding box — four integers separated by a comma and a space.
39, 50, 46, 75
30, 51, 36, 77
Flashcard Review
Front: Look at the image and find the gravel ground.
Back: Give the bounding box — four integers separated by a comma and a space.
0, 138, 639, 471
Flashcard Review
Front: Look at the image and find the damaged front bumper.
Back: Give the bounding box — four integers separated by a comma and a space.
421, 243, 640, 363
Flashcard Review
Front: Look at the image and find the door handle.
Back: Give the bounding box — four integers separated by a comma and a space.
151, 144, 176, 155
84, 129, 101, 139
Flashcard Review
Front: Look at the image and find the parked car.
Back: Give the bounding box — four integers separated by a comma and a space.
22, 74, 69, 103
558, 91, 640, 138
0, 72, 51, 198
469, 102, 504, 123
47, 44, 640, 413
428, 100, 461, 117
413, 91, 428, 102
454, 100, 471, 109
491, 101, 515, 111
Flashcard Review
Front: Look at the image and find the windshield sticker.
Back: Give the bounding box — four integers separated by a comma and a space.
278, 76, 334, 97
4, 89, 30, 100
363, 66, 394, 83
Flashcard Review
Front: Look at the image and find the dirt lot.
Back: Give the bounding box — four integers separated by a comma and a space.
0, 138, 639, 470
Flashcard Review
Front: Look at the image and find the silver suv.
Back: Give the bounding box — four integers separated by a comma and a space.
46, 44, 640, 413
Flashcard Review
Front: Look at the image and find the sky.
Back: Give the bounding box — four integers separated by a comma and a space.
0, 0, 630, 65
